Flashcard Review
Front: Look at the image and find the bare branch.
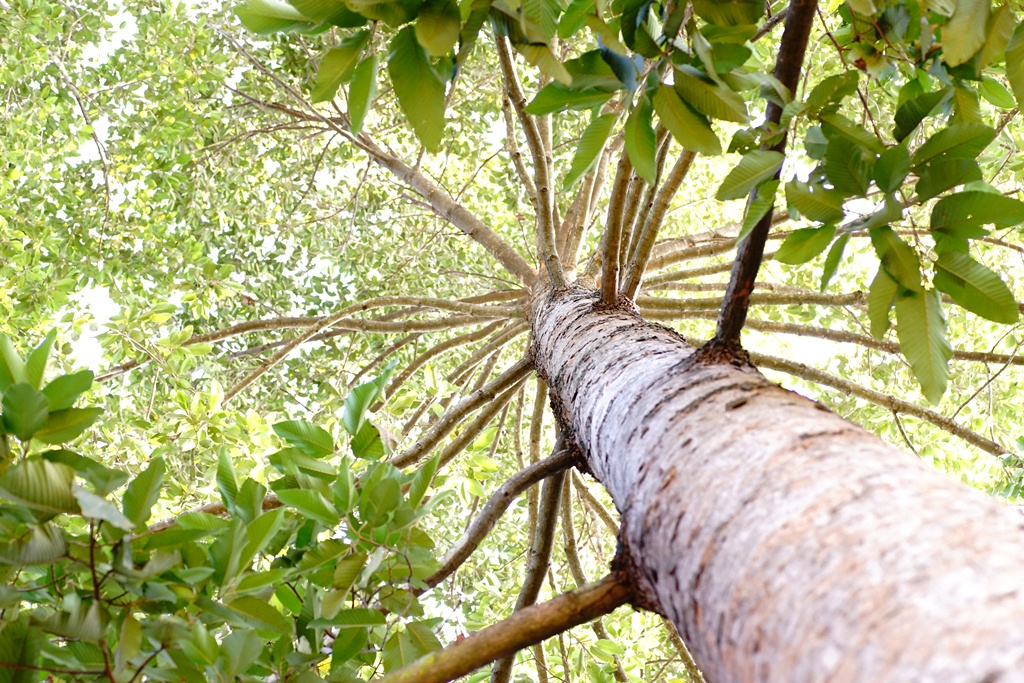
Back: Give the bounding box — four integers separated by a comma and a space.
423, 449, 574, 590
601, 154, 635, 305
375, 575, 632, 683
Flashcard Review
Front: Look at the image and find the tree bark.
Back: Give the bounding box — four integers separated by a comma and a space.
531, 287, 1024, 683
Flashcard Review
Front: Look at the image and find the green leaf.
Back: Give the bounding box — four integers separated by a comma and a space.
224, 596, 292, 634
564, 113, 617, 187
0, 335, 26, 391
933, 251, 1019, 323
33, 408, 102, 445
25, 330, 56, 390
820, 233, 849, 292
288, 0, 367, 25
846, 0, 876, 14
312, 607, 386, 629
41, 371, 94, 412
930, 191, 1024, 232
977, 4, 1015, 69
73, 487, 134, 530
691, 0, 763, 26
785, 180, 844, 224
217, 449, 239, 513
672, 65, 748, 123
235, 0, 315, 34
343, 361, 396, 436
276, 489, 340, 526
408, 453, 439, 508
516, 44, 572, 86
715, 150, 783, 201
274, 420, 334, 457
123, 457, 165, 529
311, 31, 371, 103
915, 158, 981, 201
526, 84, 614, 115
911, 123, 995, 168
652, 84, 721, 155
1007, 23, 1024, 108
942, 0, 988, 67
872, 145, 910, 193
348, 56, 378, 135
738, 180, 778, 240
624, 95, 657, 185
824, 136, 871, 197
893, 88, 949, 142
895, 288, 951, 404
0, 523, 67, 566
350, 420, 384, 460
806, 71, 860, 114
871, 226, 921, 292
2, 384, 50, 442
0, 618, 42, 681
0, 458, 77, 514
388, 27, 447, 152
415, 0, 461, 56
978, 77, 1015, 109
383, 623, 441, 672
775, 226, 836, 265
38, 601, 108, 643
359, 476, 401, 524
558, 0, 593, 37
868, 267, 899, 339
819, 113, 885, 154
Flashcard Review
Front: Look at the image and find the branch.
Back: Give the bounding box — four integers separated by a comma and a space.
571, 471, 619, 534
390, 358, 534, 468
749, 351, 1008, 455
495, 37, 566, 289
374, 575, 633, 683
601, 153, 635, 305
638, 290, 867, 312
620, 151, 697, 300
437, 380, 527, 468
423, 450, 574, 590
713, 0, 818, 347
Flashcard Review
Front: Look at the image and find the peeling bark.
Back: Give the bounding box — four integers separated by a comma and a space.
531, 287, 1024, 683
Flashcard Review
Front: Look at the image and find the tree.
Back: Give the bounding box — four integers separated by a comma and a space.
4, 0, 1024, 680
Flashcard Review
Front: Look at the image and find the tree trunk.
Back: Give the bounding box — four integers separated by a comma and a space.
531, 287, 1024, 683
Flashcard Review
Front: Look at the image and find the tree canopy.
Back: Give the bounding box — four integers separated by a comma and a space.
3, 0, 1024, 679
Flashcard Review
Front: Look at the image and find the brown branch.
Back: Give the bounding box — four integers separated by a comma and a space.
713, 0, 818, 347
601, 153, 635, 305
374, 575, 633, 683
620, 151, 697, 300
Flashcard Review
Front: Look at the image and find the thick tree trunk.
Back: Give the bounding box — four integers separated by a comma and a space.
531, 287, 1024, 683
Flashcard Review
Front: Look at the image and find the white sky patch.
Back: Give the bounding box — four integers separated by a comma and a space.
79, 5, 138, 69
68, 286, 121, 371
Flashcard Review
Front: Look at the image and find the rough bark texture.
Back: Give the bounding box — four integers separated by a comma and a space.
531, 287, 1024, 683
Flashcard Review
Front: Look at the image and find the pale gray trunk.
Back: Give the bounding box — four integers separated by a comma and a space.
531, 287, 1024, 683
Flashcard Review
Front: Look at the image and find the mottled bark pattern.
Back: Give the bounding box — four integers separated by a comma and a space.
532, 287, 1024, 683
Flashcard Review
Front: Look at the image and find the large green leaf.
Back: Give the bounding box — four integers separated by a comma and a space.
785, 180, 844, 224
911, 123, 995, 168
806, 71, 860, 114
273, 420, 334, 457
564, 113, 617, 187
526, 84, 615, 115
624, 94, 658, 184
652, 84, 721, 155
234, 0, 315, 34
73, 487, 134, 530
715, 150, 783, 201
382, 622, 442, 672
941, 0, 988, 66
692, 0, 763, 26
1008, 23, 1024, 108
0, 335, 26, 392
775, 226, 836, 265
0, 618, 42, 682
870, 226, 921, 292
415, 0, 461, 56
558, 0, 594, 38
0, 523, 67, 566
895, 288, 951, 404
0, 458, 77, 515
934, 251, 1019, 323
388, 27, 446, 152
2, 384, 50, 441
978, 77, 1015, 109
915, 158, 981, 201
672, 65, 748, 123
343, 361, 396, 436
41, 371, 94, 412
872, 145, 910, 193
289, 0, 368, 25
820, 233, 850, 292
819, 113, 885, 154
977, 4, 1015, 69
516, 44, 572, 86
824, 136, 871, 197
311, 31, 370, 103
224, 596, 292, 634
738, 180, 778, 240
893, 88, 950, 142
930, 191, 1024, 231
24, 330, 56, 390
348, 56, 378, 135
33, 408, 103, 445
276, 489, 339, 525
123, 457, 166, 529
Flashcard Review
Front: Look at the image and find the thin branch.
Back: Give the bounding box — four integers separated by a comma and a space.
437, 380, 527, 468
661, 618, 706, 683
374, 575, 632, 683
502, 94, 539, 210
390, 358, 534, 468
620, 151, 698, 300
423, 450, 574, 591
601, 153, 635, 305
496, 36, 565, 289
713, 0, 818, 347
638, 290, 867, 312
